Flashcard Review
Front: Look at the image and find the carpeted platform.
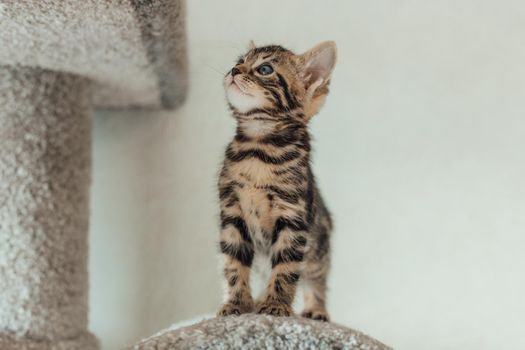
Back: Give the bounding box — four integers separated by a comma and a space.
0, 0, 187, 109
129, 315, 392, 350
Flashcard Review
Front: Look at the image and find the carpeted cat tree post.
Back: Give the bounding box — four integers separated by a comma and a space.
0, 1, 187, 349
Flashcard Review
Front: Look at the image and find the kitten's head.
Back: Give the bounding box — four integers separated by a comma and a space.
224, 41, 337, 121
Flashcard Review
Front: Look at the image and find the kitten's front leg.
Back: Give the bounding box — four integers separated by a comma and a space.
256, 217, 307, 317
217, 212, 255, 316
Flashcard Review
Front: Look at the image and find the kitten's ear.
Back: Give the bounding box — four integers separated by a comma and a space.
248, 40, 256, 50
297, 41, 337, 119
298, 41, 337, 90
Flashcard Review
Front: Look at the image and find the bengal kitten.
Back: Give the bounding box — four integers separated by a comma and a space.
217, 41, 336, 321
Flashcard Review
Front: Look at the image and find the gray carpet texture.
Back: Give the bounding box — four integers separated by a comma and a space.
130, 315, 392, 350
0, 67, 97, 349
0, 1, 187, 348
0, 0, 188, 109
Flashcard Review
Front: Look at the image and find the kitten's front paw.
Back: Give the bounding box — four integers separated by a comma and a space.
301, 308, 330, 322
256, 300, 293, 317
217, 301, 253, 317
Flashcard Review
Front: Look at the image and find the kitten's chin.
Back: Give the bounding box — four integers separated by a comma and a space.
226, 87, 263, 113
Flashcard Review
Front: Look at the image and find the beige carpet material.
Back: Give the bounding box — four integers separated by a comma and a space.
129, 315, 392, 350
0, 0, 188, 109
0, 66, 97, 349
0, 332, 99, 350
0, 1, 187, 348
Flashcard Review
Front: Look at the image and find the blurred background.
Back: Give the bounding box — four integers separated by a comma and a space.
89, 1, 525, 349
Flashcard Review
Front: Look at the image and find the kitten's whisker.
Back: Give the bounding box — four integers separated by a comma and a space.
204, 63, 227, 76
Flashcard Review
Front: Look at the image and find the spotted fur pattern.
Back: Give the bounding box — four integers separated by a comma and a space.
217, 42, 337, 321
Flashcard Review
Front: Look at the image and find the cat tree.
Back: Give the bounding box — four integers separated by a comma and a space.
0, 1, 187, 349
0, 1, 391, 349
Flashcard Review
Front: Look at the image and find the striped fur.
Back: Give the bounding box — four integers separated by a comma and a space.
217, 42, 337, 321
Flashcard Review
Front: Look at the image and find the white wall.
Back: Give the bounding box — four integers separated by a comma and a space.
89, 1, 525, 349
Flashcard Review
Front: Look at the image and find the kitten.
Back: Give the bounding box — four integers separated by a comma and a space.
217, 41, 336, 321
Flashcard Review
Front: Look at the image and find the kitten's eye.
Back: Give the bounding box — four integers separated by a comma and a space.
237, 58, 244, 65
257, 64, 274, 75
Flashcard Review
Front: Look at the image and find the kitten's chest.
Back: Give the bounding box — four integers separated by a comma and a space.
236, 183, 274, 252
229, 158, 275, 186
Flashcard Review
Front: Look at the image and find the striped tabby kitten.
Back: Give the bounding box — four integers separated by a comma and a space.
217, 41, 336, 321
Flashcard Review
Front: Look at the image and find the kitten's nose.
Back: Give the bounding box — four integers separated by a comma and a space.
231, 67, 241, 76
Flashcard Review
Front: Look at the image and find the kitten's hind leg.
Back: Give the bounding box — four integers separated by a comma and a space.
301, 258, 330, 322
